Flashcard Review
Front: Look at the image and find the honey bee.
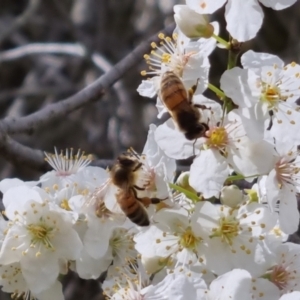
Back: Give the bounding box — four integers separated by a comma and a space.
160, 71, 209, 140
90, 149, 165, 226
109, 150, 165, 226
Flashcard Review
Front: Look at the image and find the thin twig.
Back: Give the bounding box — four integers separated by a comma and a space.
0, 0, 40, 45
0, 23, 175, 135
0, 124, 46, 171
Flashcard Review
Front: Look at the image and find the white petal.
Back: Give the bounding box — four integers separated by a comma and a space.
237, 107, 266, 141
137, 80, 157, 98
0, 178, 37, 194
259, 0, 297, 10
3, 186, 43, 219
154, 120, 197, 159
190, 149, 229, 198
279, 187, 299, 234
228, 139, 276, 176
220, 67, 259, 107
251, 278, 280, 300
280, 292, 300, 300
209, 269, 252, 300
225, 0, 264, 42
21, 255, 59, 294
241, 50, 284, 70
51, 227, 83, 260
186, 0, 226, 14
34, 281, 64, 300
75, 248, 112, 279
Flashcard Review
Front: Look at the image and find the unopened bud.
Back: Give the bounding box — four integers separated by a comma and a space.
174, 5, 214, 39
176, 171, 197, 194
220, 185, 243, 208
141, 255, 167, 274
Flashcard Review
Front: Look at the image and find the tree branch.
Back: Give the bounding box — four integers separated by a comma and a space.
0, 23, 175, 135
0, 0, 40, 45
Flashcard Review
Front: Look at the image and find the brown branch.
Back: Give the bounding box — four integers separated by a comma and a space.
0, 24, 175, 170
0, 124, 46, 171
0, 0, 40, 45
0, 23, 175, 135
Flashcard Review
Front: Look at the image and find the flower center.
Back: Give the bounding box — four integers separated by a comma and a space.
211, 216, 239, 245
270, 265, 291, 290
275, 156, 300, 188
179, 227, 200, 250
60, 199, 71, 211
141, 33, 195, 78
260, 82, 287, 108
27, 221, 55, 250
206, 127, 228, 149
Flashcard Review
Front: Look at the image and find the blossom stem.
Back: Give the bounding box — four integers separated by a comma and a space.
225, 174, 259, 183
208, 83, 225, 99
169, 183, 200, 202
227, 36, 241, 70
212, 33, 230, 49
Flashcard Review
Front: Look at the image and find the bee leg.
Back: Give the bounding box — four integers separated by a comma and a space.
267, 110, 273, 130
188, 78, 200, 103
149, 196, 168, 204
193, 104, 208, 110
132, 162, 143, 172
133, 185, 145, 191
140, 196, 168, 208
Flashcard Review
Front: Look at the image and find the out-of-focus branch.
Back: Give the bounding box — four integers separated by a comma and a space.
0, 124, 46, 170
0, 86, 79, 102
0, 0, 40, 45
0, 23, 175, 135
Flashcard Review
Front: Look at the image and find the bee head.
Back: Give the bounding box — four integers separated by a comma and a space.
185, 123, 209, 140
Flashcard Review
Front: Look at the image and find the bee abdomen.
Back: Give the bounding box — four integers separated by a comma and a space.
161, 73, 187, 110
127, 208, 150, 226
118, 191, 150, 226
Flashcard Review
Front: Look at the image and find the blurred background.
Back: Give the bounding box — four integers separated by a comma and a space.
0, 0, 300, 299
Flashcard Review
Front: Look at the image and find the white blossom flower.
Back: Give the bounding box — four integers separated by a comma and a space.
104, 268, 207, 300
207, 269, 280, 300
134, 208, 208, 267
260, 142, 300, 234
221, 50, 300, 142
189, 111, 274, 198
186, 0, 297, 41
264, 243, 300, 294
0, 185, 82, 294
0, 263, 64, 300
154, 95, 222, 159
41, 148, 107, 195
193, 201, 277, 276
138, 25, 218, 118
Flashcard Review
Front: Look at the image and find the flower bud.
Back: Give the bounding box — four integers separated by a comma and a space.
141, 255, 170, 275
176, 171, 197, 194
174, 5, 214, 39
220, 185, 243, 208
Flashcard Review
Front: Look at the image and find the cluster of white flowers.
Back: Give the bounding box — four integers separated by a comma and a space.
0, 1, 300, 299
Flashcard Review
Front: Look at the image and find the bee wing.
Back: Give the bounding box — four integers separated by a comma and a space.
84, 178, 112, 208
104, 184, 125, 215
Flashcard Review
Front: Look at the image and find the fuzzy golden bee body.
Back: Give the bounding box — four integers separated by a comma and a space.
160, 71, 208, 140
110, 151, 163, 226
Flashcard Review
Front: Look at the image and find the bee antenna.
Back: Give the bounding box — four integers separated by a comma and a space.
128, 147, 140, 158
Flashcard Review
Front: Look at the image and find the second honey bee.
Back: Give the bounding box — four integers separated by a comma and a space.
110, 150, 165, 226
160, 71, 208, 140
